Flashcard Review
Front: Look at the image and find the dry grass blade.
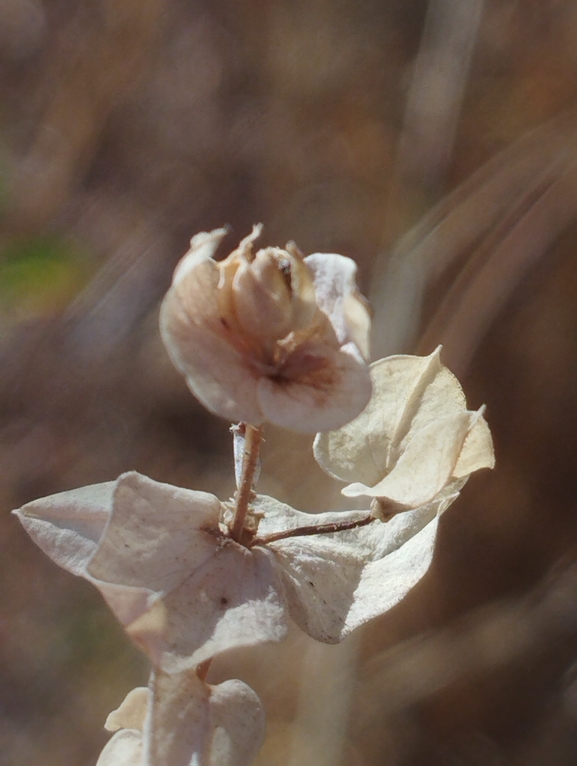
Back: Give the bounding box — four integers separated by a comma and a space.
370, 115, 577, 361
417, 153, 577, 374
398, 0, 484, 184
357, 559, 577, 720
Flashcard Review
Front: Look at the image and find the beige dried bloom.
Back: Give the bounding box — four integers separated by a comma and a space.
314, 348, 495, 520
159, 225, 372, 432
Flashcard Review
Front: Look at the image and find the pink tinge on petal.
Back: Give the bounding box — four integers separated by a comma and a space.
257, 343, 372, 433
160, 285, 264, 423
161, 228, 372, 430
177, 322, 264, 423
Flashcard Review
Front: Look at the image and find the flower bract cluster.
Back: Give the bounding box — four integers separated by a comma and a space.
13, 226, 495, 765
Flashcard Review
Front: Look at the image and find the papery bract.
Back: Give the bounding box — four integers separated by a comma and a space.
97, 730, 143, 766
105, 687, 150, 733
159, 226, 372, 432
14, 471, 453, 669
98, 671, 265, 766
253, 494, 452, 641
13, 472, 288, 672
313, 348, 495, 518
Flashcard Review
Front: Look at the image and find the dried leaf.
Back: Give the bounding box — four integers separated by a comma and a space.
254, 495, 449, 641
313, 349, 494, 516
146, 670, 265, 766
105, 687, 149, 732
100, 671, 265, 766
14, 472, 289, 670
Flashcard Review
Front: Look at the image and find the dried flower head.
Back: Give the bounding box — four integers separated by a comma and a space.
314, 348, 495, 519
159, 225, 372, 432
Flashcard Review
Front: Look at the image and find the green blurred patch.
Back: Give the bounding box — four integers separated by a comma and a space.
0, 236, 91, 320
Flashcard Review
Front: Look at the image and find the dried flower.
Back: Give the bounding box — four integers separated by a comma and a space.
159, 225, 372, 432
314, 348, 495, 519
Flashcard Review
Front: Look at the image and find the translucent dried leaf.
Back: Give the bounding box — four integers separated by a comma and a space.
14, 473, 289, 670
253, 494, 448, 642
313, 349, 494, 514
105, 688, 149, 732
342, 410, 478, 505
96, 730, 143, 766
100, 672, 265, 766
15, 469, 454, 673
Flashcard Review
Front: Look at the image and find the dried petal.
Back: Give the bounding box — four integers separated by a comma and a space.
305, 252, 371, 360
256, 340, 372, 433
160, 249, 264, 424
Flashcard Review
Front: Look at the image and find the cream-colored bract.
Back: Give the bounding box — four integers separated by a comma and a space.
14, 470, 453, 763
13, 473, 288, 672
97, 672, 265, 766
313, 348, 495, 519
159, 226, 372, 433
13, 472, 446, 666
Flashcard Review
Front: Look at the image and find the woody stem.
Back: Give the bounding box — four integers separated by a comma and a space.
230, 423, 264, 542
251, 512, 375, 546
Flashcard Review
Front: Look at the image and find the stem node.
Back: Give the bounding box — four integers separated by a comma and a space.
230, 423, 264, 543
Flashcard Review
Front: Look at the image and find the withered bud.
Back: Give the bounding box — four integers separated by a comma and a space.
160, 225, 372, 432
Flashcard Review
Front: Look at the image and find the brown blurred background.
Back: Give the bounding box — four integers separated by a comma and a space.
3, 1, 577, 764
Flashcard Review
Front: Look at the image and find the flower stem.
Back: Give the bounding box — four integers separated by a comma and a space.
230, 423, 264, 543
252, 512, 375, 546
